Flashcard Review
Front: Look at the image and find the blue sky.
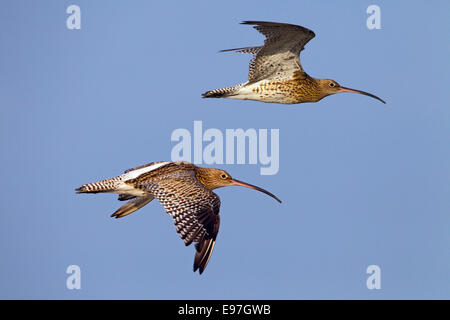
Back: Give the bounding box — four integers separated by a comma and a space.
1, 0, 449, 299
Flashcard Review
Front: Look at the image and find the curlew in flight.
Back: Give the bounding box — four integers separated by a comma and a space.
76, 161, 281, 274
203, 21, 385, 104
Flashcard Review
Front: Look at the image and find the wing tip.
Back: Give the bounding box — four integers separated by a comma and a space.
193, 239, 216, 275
240, 20, 262, 25
219, 48, 236, 53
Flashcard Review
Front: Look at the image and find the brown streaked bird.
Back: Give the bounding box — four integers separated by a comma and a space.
75, 161, 281, 274
202, 21, 385, 104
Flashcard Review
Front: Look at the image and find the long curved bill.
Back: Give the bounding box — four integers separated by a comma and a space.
339, 86, 386, 104
231, 179, 282, 203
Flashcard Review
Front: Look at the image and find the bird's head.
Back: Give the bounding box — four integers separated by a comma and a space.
197, 168, 281, 203
317, 79, 385, 104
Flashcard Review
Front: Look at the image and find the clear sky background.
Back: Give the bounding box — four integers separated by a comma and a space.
1, 0, 449, 299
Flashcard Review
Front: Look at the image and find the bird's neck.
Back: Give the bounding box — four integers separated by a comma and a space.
292, 76, 324, 102
196, 168, 220, 190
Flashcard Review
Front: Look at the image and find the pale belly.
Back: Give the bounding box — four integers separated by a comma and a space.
227, 81, 300, 104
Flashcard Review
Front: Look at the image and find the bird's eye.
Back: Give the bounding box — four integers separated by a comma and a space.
220, 174, 227, 179
329, 82, 336, 87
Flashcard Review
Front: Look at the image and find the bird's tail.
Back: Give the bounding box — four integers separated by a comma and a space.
202, 83, 244, 98
75, 176, 123, 194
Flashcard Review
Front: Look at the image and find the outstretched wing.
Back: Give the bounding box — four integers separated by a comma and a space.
226, 21, 315, 82
139, 170, 221, 274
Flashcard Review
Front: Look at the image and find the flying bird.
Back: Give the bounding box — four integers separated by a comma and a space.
203, 21, 385, 104
76, 161, 281, 274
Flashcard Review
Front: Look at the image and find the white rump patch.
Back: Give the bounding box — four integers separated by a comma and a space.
123, 162, 170, 180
